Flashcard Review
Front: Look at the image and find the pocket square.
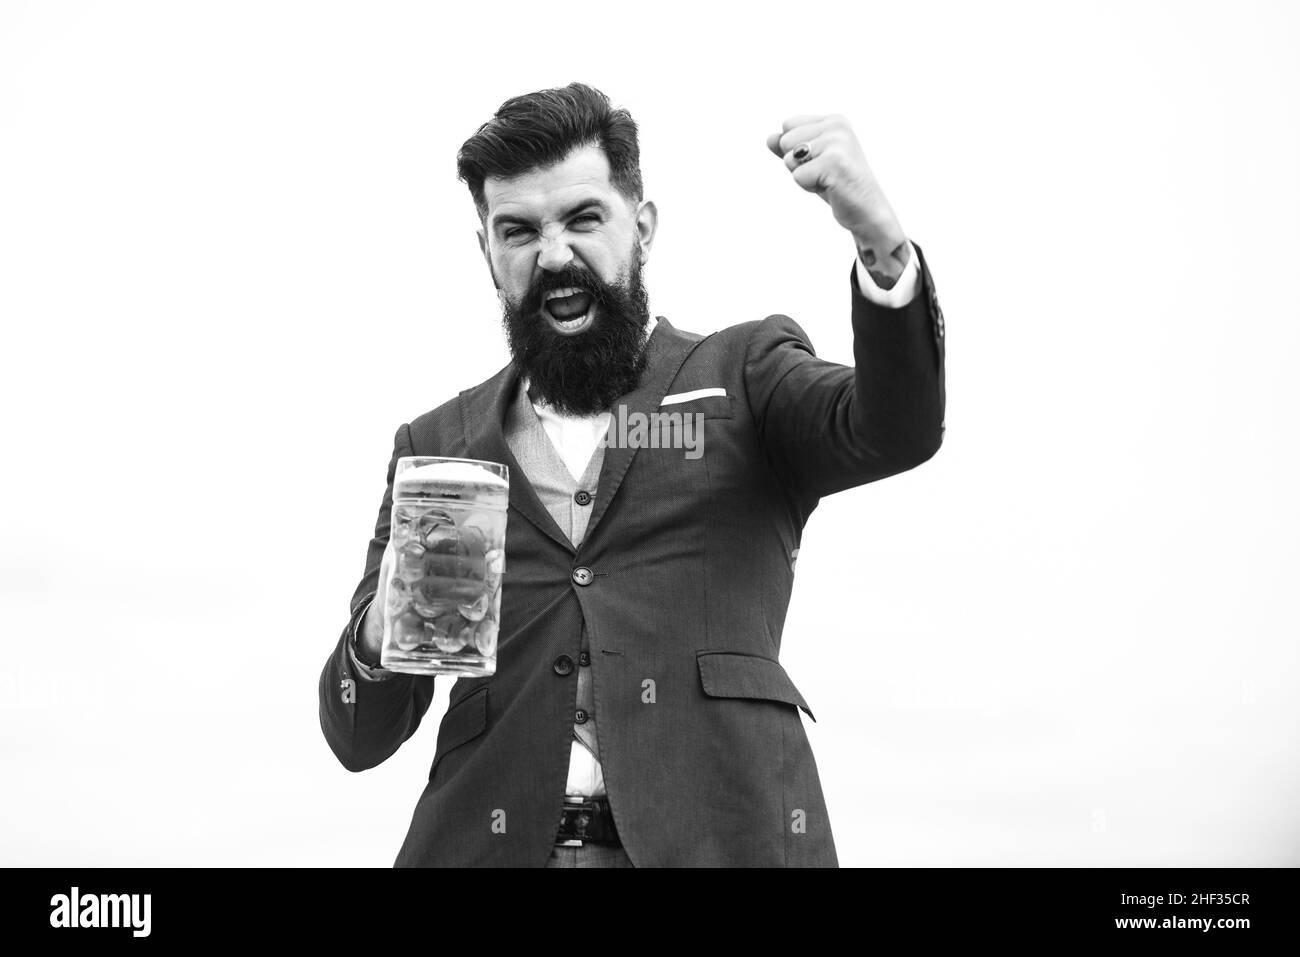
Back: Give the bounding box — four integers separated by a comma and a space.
661, 388, 727, 407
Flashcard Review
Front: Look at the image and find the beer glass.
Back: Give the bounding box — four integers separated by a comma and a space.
378, 456, 508, 676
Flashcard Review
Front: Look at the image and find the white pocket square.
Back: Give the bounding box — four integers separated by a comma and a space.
660, 388, 727, 407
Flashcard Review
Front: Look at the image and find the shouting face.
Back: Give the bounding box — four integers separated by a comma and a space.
478, 143, 659, 415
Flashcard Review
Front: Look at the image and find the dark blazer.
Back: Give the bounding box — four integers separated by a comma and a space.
319, 243, 947, 866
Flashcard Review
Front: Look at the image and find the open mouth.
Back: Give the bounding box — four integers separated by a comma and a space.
542, 286, 595, 335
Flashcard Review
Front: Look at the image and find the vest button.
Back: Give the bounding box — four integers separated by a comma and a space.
574, 709, 589, 724
574, 489, 593, 506
578, 651, 591, 667
553, 655, 574, 676
572, 566, 594, 586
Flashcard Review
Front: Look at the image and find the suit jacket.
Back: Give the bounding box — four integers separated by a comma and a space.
319, 243, 947, 866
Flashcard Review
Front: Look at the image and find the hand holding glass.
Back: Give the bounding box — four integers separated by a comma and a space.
377, 457, 508, 676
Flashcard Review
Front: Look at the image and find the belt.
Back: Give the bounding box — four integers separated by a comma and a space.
556, 798, 620, 846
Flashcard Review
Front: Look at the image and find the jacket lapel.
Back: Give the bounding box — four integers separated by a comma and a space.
459, 364, 575, 555
583, 317, 703, 542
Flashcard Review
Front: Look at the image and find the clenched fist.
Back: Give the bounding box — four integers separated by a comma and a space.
767, 114, 912, 289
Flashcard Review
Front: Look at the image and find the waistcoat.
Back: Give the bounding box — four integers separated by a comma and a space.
502, 382, 607, 792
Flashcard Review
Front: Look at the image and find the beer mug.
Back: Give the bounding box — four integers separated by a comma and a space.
378, 456, 508, 676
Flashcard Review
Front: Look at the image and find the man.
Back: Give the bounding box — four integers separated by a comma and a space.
318, 83, 946, 867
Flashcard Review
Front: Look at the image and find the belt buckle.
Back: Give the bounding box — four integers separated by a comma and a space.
557, 798, 597, 846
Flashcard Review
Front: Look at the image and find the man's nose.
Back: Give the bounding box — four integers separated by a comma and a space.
537, 233, 574, 272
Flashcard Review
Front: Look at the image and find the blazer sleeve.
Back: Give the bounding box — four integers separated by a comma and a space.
318, 422, 437, 772
744, 239, 946, 500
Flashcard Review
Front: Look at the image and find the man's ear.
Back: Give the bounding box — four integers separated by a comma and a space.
635, 199, 659, 265
477, 228, 499, 288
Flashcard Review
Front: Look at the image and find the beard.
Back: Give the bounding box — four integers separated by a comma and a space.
500, 248, 651, 416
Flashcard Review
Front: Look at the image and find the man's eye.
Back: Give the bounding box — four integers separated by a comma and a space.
504, 227, 533, 240
571, 214, 600, 226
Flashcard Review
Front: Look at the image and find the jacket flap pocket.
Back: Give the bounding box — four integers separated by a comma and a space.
430, 685, 488, 779
449, 675, 491, 709
697, 651, 814, 721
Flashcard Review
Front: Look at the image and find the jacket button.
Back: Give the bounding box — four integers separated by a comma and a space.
574, 489, 593, 506
578, 651, 591, 667
572, 566, 594, 586
553, 655, 574, 676
574, 709, 589, 724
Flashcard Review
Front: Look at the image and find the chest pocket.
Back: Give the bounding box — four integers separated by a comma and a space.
660, 392, 733, 420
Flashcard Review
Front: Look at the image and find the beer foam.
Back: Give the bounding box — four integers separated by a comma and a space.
395, 460, 509, 488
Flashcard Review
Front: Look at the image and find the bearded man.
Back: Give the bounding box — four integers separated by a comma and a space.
319, 82, 946, 867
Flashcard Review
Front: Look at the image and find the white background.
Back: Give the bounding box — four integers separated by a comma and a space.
2, 0, 1297, 866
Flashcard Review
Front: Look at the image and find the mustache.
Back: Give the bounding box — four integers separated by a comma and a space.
520, 264, 617, 313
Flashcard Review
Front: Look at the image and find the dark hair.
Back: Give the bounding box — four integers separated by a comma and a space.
456, 82, 643, 219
